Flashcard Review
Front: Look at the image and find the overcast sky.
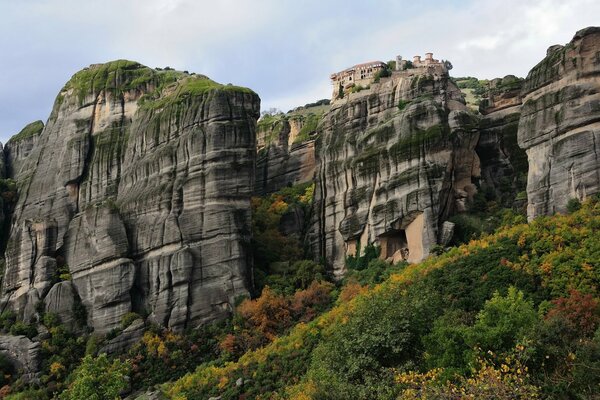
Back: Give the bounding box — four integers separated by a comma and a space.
0, 0, 598, 143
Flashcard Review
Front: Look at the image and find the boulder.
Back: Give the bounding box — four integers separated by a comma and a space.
0, 334, 41, 383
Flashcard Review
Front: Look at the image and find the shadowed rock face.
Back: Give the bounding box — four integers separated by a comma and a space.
0, 60, 260, 333
310, 66, 480, 276
0, 335, 40, 383
518, 27, 600, 219
255, 114, 319, 195
477, 76, 528, 207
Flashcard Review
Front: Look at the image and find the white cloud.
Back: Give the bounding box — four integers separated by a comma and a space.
1, 0, 599, 142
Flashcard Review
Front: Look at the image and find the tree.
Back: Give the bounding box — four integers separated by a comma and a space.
468, 287, 537, 353
60, 354, 130, 400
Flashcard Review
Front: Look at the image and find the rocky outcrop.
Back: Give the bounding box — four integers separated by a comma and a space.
100, 318, 145, 354
65, 205, 135, 332
0, 334, 41, 383
44, 281, 79, 331
518, 27, 600, 219
255, 111, 322, 195
477, 76, 528, 206
3, 120, 44, 180
311, 65, 480, 275
0, 60, 259, 333
2, 219, 58, 322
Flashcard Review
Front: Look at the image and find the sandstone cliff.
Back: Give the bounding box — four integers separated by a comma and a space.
477, 76, 528, 207
255, 108, 324, 195
518, 27, 600, 219
311, 65, 480, 275
0, 60, 260, 333
3, 120, 44, 181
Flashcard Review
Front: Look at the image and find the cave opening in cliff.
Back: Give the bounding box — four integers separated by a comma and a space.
379, 230, 409, 260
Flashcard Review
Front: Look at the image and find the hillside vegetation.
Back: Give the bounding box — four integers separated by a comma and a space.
164, 197, 600, 399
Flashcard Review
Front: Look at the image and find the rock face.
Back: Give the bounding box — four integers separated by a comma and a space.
0, 60, 259, 333
255, 112, 321, 195
518, 27, 600, 219
44, 281, 79, 331
311, 64, 480, 275
3, 120, 44, 180
100, 318, 145, 354
0, 334, 41, 383
477, 76, 528, 206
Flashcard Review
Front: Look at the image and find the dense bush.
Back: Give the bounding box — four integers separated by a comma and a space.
468, 287, 538, 354
9, 322, 37, 338
126, 326, 222, 390
566, 197, 582, 213
221, 281, 335, 358
345, 242, 380, 271
59, 354, 129, 400
344, 258, 407, 286
308, 283, 440, 399
262, 260, 326, 295
252, 183, 316, 293
0, 311, 16, 332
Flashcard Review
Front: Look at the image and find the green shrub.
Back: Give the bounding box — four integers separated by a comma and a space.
72, 298, 87, 327
345, 259, 407, 286
85, 335, 99, 356
9, 322, 38, 339
349, 85, 368, 94
0, 310, 16, 332
308, 283, 440, 399
120, 312, 141, 330
566, 198, 582, 213
55, 264, 71, 282
59, 354, 130, 400
294, 113, 321, 143
422, 310, 472, 377
43, 312, 61, 328
468, 287, 538, 354
397, 99, 410, 111
345, 242, 380, 271
373, 68, 391, 82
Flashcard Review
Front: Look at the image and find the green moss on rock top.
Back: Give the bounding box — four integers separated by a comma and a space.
139, 74, 255, 111
7, 120, 44, 144
61, 59, 256, 108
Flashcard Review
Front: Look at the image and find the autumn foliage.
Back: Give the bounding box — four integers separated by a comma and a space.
221, 281, 334, 357
546, 289, 600, 336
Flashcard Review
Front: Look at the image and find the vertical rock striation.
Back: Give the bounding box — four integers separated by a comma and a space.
477, 76, 528, 207
0, 60, 259, 333
311, 65, 480, 276
518, 27, 600, 219
255, 111, 321, 195
3, 120, 44, 181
